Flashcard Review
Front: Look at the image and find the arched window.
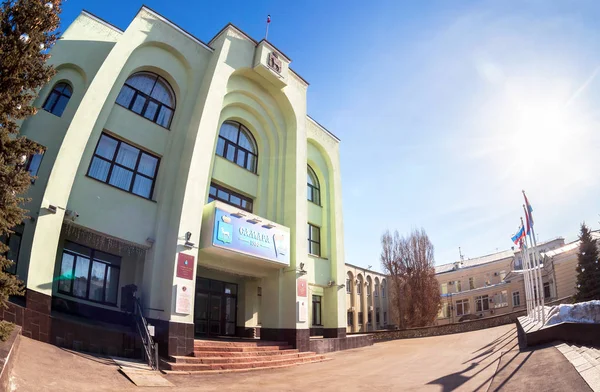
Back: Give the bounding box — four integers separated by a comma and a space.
115, 72, 175, 128
216, 121, 258, 173
42, 82, 72, 117
307, 165, 320, 205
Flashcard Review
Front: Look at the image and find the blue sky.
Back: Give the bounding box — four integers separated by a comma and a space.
59, 1, 600, 271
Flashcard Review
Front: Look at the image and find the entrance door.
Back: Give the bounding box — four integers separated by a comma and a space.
195, 278, 238, 337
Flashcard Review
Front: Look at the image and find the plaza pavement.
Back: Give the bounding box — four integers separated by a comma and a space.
10, 323, 590, 391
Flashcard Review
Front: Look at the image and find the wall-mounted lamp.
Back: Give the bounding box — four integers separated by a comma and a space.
297, 262, 307, 276
338, 284, 346, 289
184, 231, 194, 248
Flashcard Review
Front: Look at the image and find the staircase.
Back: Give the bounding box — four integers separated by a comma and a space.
161, 339, 329, 374
555, 342, 600, 392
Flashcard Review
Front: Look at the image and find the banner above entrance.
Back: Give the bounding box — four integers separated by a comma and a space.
200, 202, 290, 267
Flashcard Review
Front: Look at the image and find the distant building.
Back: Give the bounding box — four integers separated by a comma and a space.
345, 264, 390, 333
434, 238, 565, 325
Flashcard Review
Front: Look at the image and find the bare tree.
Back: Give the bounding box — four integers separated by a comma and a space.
381, 228, 440, 328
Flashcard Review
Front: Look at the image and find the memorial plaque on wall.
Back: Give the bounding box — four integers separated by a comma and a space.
298, 300, 307, 322
176, 253, 194, 280
175, 284, 192, 314
297, 278, 307, 297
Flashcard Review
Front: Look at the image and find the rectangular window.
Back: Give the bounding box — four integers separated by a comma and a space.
441, 283, 448, 295
208, 182, 253, 212
24, 150, 45, 183
438, 302, 450, 318
493, 290, 508, 308
347, 311, 353, 327
358, 312, 363, 325
475, 295, 490, 312
368, 312, 372, 325
512, 291, 521, 307
456, 280, 462, 292
376, 308, 380, 324
257, 286, 262, 325
367, 283, 371, 296
357, 281, 362, 295
383, 312, 387, 324
312, 295, 322, 326
346, 279, 351, 294
57, 241, 121, 306
0, 225, 23, 275
308, 223, 321, 256
469, 277, 475, 290
543, 282, 551, 299
456, 299, 470, 316
375, 285, 379, 297
382, 285, 386, 298
87, 133, 159, 200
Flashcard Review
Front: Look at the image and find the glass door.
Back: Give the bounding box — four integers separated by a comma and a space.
194, 293, 208, 335
194, 277, 238, 337
209, 294, 222, 336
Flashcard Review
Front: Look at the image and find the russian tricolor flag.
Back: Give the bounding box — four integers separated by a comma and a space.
511, 225, 525, 245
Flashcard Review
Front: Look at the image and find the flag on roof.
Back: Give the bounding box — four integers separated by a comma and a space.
523, 191, 533, 233
267, 15, 271, 24
511, 225, 525, 245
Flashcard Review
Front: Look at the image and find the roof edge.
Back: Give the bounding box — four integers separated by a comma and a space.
345, 262, 387, 276
139, 5, 213, 52
81, 10, 124, 33
307, 115, 340, 142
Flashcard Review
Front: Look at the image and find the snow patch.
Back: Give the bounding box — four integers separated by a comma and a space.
543, 300, 600, 327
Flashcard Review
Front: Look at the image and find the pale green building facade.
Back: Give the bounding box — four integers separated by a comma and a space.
7, 7, 350, 356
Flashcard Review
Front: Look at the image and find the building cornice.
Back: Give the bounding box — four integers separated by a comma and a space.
81, 10, 124, 33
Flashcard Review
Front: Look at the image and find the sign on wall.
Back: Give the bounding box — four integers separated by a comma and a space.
297, 279, 307, 297
298, 300, 307, 323
212, 208, 290, 265
175, 284, 192, 314
176, 253, 195, 280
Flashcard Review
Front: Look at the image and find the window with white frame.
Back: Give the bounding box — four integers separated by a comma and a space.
475, 295, 490, 312
512, 291, 521, 307
357, 280, 362, 295
346, 278, 351, 294
441, 283, 448, 295
456, 299, 470, 316
493, 290, 508, 308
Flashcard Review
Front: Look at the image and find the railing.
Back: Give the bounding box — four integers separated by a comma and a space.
133, 297, 159, 370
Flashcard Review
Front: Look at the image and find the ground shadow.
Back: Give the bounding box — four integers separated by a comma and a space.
59, 347, 117, 366
426, 363, 478, 392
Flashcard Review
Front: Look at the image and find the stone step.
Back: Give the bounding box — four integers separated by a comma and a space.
163, 357, 333, 375
162, 354, 327, 372
171, 352, 317, 364
193, 345, 293, 352
581, 351, 600, 367
191, 349, 300, 358
194, 340, 287, 348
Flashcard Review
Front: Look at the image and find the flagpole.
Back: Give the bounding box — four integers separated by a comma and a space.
522, 244, 531, 317
520, 217, 536, 322
523, 197, 545, 325
265, 14, 270, 40
521, 239, 533, 320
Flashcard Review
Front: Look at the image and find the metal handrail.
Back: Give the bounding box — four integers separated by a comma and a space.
133, 297, 159, 370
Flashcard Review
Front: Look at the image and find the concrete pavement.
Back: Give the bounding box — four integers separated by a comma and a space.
9, 323, 590, 391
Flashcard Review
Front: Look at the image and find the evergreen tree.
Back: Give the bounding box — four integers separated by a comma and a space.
574, 223, 600, 302
0, 0, 62, 315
